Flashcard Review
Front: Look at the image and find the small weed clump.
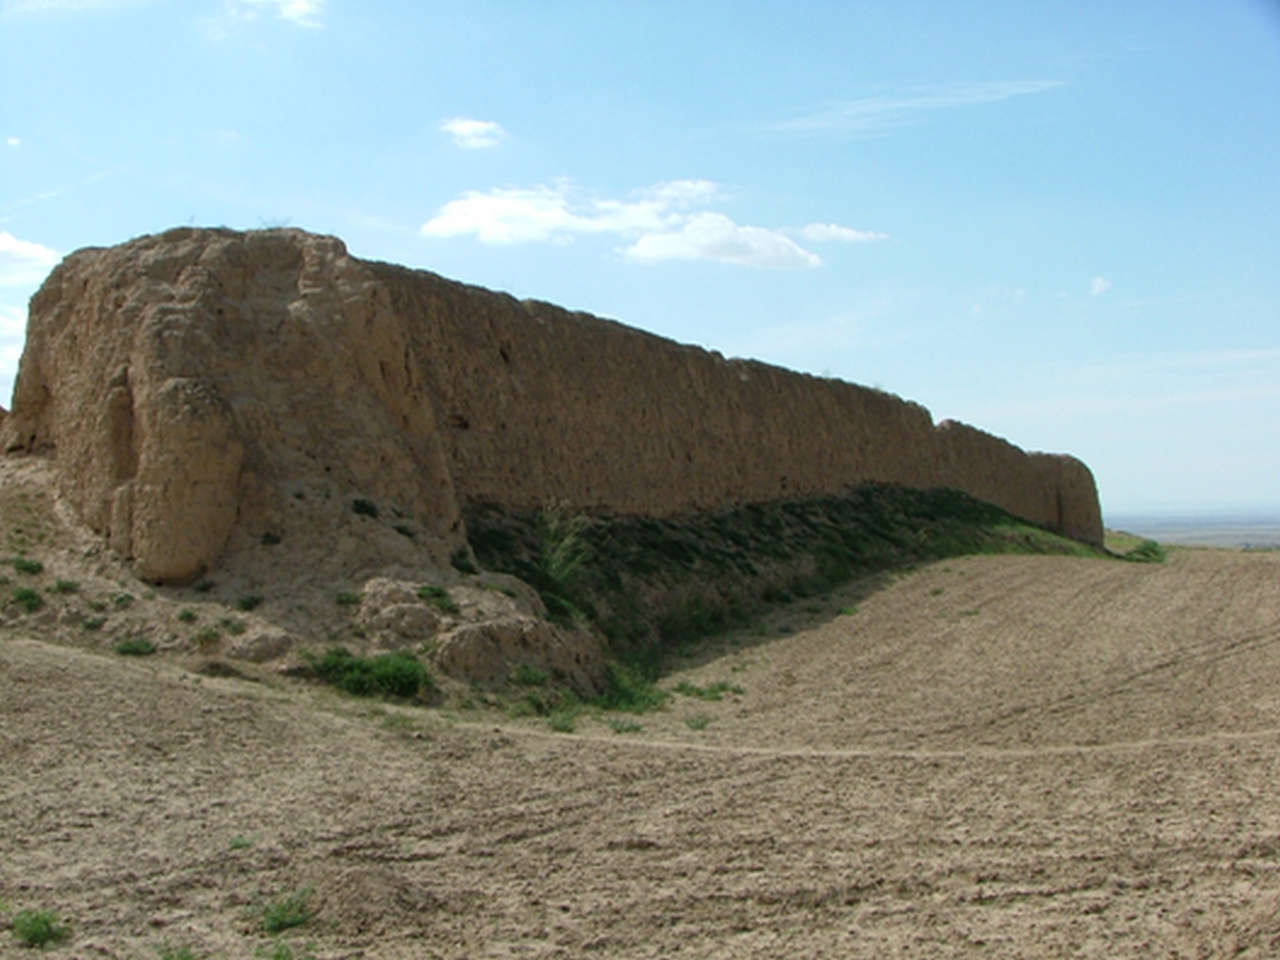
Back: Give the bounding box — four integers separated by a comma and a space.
509, 663, 548, 686
393, 524, 415, 539
158, 945, 200, 960
114, 637, 157, 656
306, 647, 429, 699
685, 713, 712, 731
82, 616, 105, 631
10, 556, 43, 575
1123, 539, 1166, 563
262, 887, 314, 934
351, 498, 378, 518
417, 585, 460, 615
257, 941, 317, 960
334, 592, 360, 607
548, 707, 578, 733
177, 609, 198, 623
238, 594, 264, 612
10, 587, 42, 613
593, 661, 668, 713
607, 716, 643, 734
450, 547, 478, 574
260, 531, 282, 546
113, 593, 135, 608
194, 579, 215, 593
53, 579, 79, 594
11, 908, 69, 948
229, 835, 253, 850
673, 680, 743, 701
220, 618, 247, 635
193, 627, 221, 650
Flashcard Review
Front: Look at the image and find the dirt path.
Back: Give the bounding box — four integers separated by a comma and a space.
4, 548, 1280, 958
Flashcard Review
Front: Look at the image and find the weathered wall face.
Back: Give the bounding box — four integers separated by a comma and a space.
1, 227, 1102, 582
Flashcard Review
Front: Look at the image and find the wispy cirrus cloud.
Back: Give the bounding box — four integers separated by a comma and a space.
440, 117, 506, 150
1089, 275, 1112, 296
203, 0, 323, 36
771, 79, 1064, 138
421, 179, 882, 270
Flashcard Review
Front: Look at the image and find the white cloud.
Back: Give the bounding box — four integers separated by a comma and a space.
422, 179, 847, 269
440, 117, 506, 150
0, 232, 59, 287
205, 0, 323, 35
625, 213, 820, 269
5, 137, 19, 148
773, 80, 1064, 138
799, 222, 887, 244
0, 302, 26, 408
1090, 276, 1112, 296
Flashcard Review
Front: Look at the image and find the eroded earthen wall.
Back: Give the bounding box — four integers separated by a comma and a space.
0, 228, 1102, 582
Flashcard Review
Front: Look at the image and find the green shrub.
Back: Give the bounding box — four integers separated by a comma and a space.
82, 616, 105, 631
450, 547, 478, 574
194, 579, 215, 593
509, 663, 548, 686
262, 887, 313, 934
177, 609, 198, 623
261, 531, 282, 546
53, 579, 79, 594
607, 716, 643, 734
548, 708, 577, 733
351, 498, 378, 518
11, 908, 68, 948
417, 585, 459, 614
11, 556, 42, 575
10, 587, 42, 613
307, 647, 428, 698
228, 835, 253, 850
193, 627, 220, 649
114, 637, 157, 656
593, 661, 668, 713
334, 592, 360, 607
393, 524, 415, 539
158, 945, 200, 960
1122, 539, 1166, 563
238, 594, 264, 612
220, 618, 247, 635
113, 592, 135, 608
685, 713, 712, 730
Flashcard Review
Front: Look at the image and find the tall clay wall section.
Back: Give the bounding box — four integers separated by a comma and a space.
1, 228, 1102, 583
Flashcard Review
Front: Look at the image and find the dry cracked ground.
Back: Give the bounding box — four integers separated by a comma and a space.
4, 545, 1280, 958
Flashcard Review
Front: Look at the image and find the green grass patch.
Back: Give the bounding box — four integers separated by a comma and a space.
305, 647, 429, 699
1122, 539, 1166, 563
417, 585, 460, 614
335, 592, 360, 607
607, 716, 643, 734
177, 608, 198, 623
158, 945, 200, 960
684, 713, 712, 731
351, 498, 378, 518
10, 587, 42, 613
262, 887, 314, 934
10, 556, 42, 575
53, 579, 79, 594
11, 908, 69, 948
509, 663, 548, 686
114, 637, 157, 656
238, 594, 264, 611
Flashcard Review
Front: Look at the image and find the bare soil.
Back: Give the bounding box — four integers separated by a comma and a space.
4, 545, 1280, 958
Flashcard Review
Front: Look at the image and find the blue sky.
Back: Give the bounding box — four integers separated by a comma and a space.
2, 0, 1278, 517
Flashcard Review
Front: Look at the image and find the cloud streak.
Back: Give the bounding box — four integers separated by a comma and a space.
422, 179, 882, 270
772, 80, 1064, 138
0, 231, 59, 287
440, 117, 506, 150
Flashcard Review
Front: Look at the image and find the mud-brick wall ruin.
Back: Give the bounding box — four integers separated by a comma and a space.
0, 228, 1102, 583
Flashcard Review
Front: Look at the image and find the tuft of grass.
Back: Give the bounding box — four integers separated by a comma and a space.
262, 887, 314, 935
10, 587, 42, 613
82, 616, 105, 631
673, 680, 743, 701
450, 547, 478, 575
228, 835, 253, 850
509, 663, 548, 687
305, 647, 429, 699
113, 592, 135, 608
837, 605, 858, 616
237, 594, 264, 612
260, 531, 282, 546
193, 627, 221, 649
417, 585, 460, 615
593, 661, 669, 714
256, 941, 317, 960
351, 498, 378, 518
548, 709, 577, 733
11, 908, 69, 948
11, 556, 43, 575
335, 592, 360, 607
194, 579, 215, 593
177, 608, 198, 623
684, 713, 712, 731
392, 523, 415, 539
607, 716, 643, 734
220, 618, 247, 635
53, 579, 79, 594
1122, 539, 1166, 563
114, 637, 157, 656
158, 945, 200, 960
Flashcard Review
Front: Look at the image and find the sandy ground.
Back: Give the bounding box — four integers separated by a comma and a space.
4, 546, 1280, 958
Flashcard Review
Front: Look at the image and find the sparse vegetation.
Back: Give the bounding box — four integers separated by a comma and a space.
509, 663, 548, 686
607, 716, 643, 734
335, 592, 360, 607
194, 579, 215, 593
1122, 539, 1166, 563
684, 713, 712, 731
262, 887, 314, 934
219, 618, 247, 635
673, 680, 743, 701
351, 498, 378, 518
157, 945, 200, 960
229, 835, 253, 850
10, 587, 43, 613
592, 660, 668, 714
393, 523, 415, 539
238, 594, 264, 611
10, 556, 43, 575
838, 605, 858, 616
11, 908, 68, 948
256, 941, 317, 960
82, 616, 105, 631
417, 585, 460, 615
177, 608, 198, 623
261, 531, 282, 546
53, 579, 79, 594
450, 547, 478, 574
193, 627, 221, 649
305, 647, 429, 699
114, 637, 157, 656
113, 592, 135, 608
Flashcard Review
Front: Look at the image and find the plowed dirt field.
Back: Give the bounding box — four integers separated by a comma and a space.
4, 547, 1280, 958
